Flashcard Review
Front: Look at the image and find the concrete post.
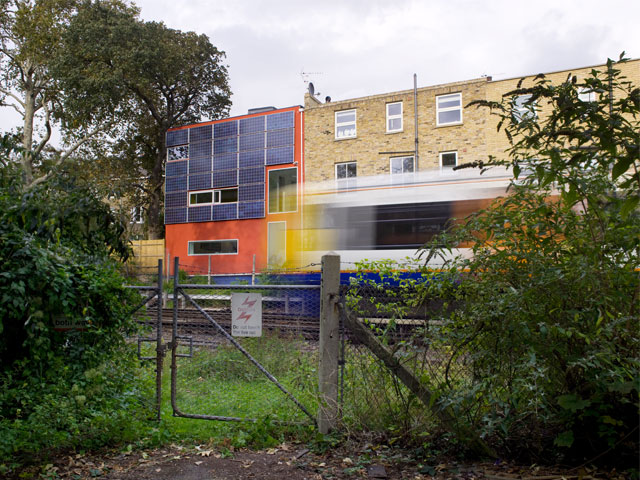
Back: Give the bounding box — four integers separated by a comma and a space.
318, 253, 340, 434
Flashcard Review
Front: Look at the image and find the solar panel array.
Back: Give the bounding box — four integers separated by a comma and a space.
165, 110, 296, 224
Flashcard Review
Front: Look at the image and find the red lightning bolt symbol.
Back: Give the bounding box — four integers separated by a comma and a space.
242, 298, 257, 308
238, 311, 252, 323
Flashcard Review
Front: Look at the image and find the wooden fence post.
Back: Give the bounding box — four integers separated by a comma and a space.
318, 253, 340, 434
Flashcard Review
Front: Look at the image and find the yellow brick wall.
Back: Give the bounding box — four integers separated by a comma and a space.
303, 59, 639, 183
304, 77, 491, 183
485, 59, 640, 160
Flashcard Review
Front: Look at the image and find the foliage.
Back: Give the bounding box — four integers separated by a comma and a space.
53, 1, 231, 236
412, 55, 639, 463
0, 156, 151, 465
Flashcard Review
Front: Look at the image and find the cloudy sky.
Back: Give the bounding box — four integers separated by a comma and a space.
1, 0, 638, 132
133, 0, 639, 118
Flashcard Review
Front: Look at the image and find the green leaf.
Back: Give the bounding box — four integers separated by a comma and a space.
620, 196, 639, 219
611, 158, 633, 180
554, 430, 574, 447
557, 394, 591, 412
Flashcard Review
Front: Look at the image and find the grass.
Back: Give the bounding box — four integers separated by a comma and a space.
135, 333, 320, 450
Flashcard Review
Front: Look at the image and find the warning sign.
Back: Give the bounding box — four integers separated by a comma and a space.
231, 293, 262, 337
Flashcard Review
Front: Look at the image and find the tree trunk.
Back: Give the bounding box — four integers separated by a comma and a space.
147, 131, 167, 239
21, 75, 36, 185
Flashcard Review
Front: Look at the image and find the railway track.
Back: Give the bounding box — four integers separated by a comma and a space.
136, 308, 321, 340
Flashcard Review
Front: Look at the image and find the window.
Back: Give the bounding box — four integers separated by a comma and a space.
335, 162, 357, 189
386, 102, 402, 132
578, 87, 596, 102
390, 156, 415, 175
439, 151, 458, 173
268, 222, 286, 265
167, 145, 188, 161
131, 206, 144, 224
268, 168, 297, 213
436, 93, 462, 126
512, 94, 536, 122
188, 240, 238, 255
335, 109, 356, 139
189, 188, 238, 206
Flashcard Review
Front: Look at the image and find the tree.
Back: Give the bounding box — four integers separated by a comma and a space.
55, 2, 231, 237
417, 56, 639, 463
0, 0, 116, 187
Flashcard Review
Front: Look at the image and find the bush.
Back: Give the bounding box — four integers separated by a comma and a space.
0, 163, 152, 465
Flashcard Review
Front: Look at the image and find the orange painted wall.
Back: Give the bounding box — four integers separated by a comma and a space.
165, 105, 304, 275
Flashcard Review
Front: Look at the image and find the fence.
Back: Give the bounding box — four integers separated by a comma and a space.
123, 239, 165, 278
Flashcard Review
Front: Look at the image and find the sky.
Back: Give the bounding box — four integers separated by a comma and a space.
1, 0, 638, 133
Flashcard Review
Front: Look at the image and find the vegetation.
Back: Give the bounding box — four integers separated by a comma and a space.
0, 148, 153, 467
344, 55, 638, 465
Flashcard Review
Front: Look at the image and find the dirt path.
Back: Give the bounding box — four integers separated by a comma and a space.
10, 444, 630, 479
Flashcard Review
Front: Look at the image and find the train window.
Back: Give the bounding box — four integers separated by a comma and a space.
436, 93, 462, 126
386, 102, 403, 132
440, 151, 458, 173
390, 156, 414, 175
268, 168, 297, 213
188, 239, 238, 255
335, 109, 356, 139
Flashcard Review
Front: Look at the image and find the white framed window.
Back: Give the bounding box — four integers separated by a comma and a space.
436, 93, 462, 126
335, 162, 357, 190
335, 109, 356, 139
131, 206, 144, 224
439, 151, 458, 173
512, 94, 536, 122
390, 156, 415, 175
268, 167, 297, 213
386, 102, 403, 132
578, 87, 596, 102
167, 145, 188, 161
189, 188, 238, 206
188, 240, 238, 255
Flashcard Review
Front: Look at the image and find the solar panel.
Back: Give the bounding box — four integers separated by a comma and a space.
188, 173, 212, 191
239, 167, 264, 185
189, 140, 212, 160
166, 176, 187, 192
238, 201, 265, 219
266, 111, 294, 130
239, 150, 265, 168
212, 170, 238, 188
214, 137, 238, 154
266, 146, 294, 165
188, 205, 212, 223
267, 128, 294, 148
165, 207, 187, 224
239, 132, 265, 152
239, 184, 265, 202
190, 125, 212, 142
212, 203, 238, 221
189, 157, 212, 174
166, 192, 188, 208
166, 129, 188, 147
213, 153, 237, 171
214, 121, 237, 138
166, 160, 187, 177
239, 116, 265, 135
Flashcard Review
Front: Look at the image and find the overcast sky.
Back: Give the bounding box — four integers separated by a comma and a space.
1, 0, 638, 133
134, 0, 639, 119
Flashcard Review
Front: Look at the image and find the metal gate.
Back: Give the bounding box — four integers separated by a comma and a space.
167, 258, 319, 424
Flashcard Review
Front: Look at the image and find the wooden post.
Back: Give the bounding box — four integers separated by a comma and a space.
318, 253, 340, 434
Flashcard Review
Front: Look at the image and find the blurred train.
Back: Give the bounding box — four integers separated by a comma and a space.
287, 167, 513, 271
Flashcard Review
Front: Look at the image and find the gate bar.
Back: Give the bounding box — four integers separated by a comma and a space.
169, 257, 316, 424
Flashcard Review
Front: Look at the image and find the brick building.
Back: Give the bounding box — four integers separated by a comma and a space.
303, 59, 639, 185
